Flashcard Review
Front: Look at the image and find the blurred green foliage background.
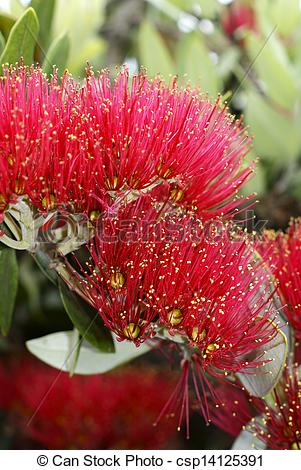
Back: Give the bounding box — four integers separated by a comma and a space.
1, 0, 301, 449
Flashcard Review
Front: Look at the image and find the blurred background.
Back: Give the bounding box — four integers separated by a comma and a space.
0, 0, 301, 449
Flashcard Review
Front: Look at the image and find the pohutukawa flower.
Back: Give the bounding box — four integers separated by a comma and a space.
260, 220, 301, 344
0, 64, 254, 225
0, 64, 103, 216
0, 356, 177, 449
81, 67, 254, 220
209, 364, 301, 450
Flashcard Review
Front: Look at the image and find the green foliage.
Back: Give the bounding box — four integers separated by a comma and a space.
0, 7, 39, 66
245, 91, 301, 162
59, 279, 115, 353
0, 13, 16, 40
176, 31, 221, 96
30, 0, 55, 52
0, 247, 18, 336
139, 20, 175, 79
245, 31, 298, 111
0, 31, 5, 54
42, 31, 70, 75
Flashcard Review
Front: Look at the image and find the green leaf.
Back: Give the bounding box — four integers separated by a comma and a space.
241, 153, 266, 197
26, 331, 151, 375
0, 7, 39, 66
195, 0, 221, 19
59, 279, 114, 353
269, 0, 300, 37
0, 13, 16, 40
0, 31, 5, 55
245, 90, 301, 163
30, 0, 56, 59
0, 247, 18, 335
236, 320, 287, 398
139, 20, 175, 80
42, 31, 70, 75
218, 46, 241, 80
176, 31, 220, 97
245, 30, 298, 110
32, 251, 58, 285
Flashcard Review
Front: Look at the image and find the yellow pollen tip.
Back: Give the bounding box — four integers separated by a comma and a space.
167, 308, 183, 326
291, 442, 301, 450
124, 323, 140, 340
105, 176, 118, 190
0, 194, 7, 211
191, 327, 206, 343
42, 194, 56, 210
15, 179, 25, 195
110, 272, 125, 289
156, 162, 172, 179
170, 188, 184, 203
89, 210, 101, 222
206, 343, 219, 354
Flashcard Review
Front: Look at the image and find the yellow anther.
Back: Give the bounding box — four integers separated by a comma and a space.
206, 343, 219, 354
156, 162, 172, 179
89, 210, 101, 223
110, 272, 125, 289
191, 327, 206, 343
170, 188, 184, 203
0, 194, 7, 211
15, 179, 25, 195
291, 442, 301, 450
42, 194, 56, 210
124, 323, 140, 340
167, 308, 183, 326
105, 176, 118, 190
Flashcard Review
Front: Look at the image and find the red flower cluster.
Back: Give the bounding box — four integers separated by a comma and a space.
0, 64, 253, 222
209, 364, 301, 450
260, 221, 301, 341
70, 198, 277, 364
0, 357, 177, 449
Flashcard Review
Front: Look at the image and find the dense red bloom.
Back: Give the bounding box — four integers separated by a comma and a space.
68, 198, 278, 361
222, 2, 256, 40
0, 65, 102, 216
0, 64, 254, 222
81, 68, 253, 220
209, 364, 301, 450
260, 221, 301, 341
0, 356, 177, 449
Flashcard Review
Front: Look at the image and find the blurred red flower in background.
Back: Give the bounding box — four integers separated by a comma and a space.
222, 2, 256, 42
0, 356, 178, 449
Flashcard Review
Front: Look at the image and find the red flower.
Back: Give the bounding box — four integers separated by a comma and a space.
208, 364, 301, 450
260, 221, 301, 342
222, 2, 256, 41
81, 68, 254, 220
0, 356, 177, 449
0, 65, 103, 216
0, 64, 254, 222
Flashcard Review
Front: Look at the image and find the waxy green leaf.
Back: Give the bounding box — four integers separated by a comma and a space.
0, 7, 39, 66
42, 31, 70, 75
26, 331, 151, 375
0, 247, 18, 335
59, 279, 115, 353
